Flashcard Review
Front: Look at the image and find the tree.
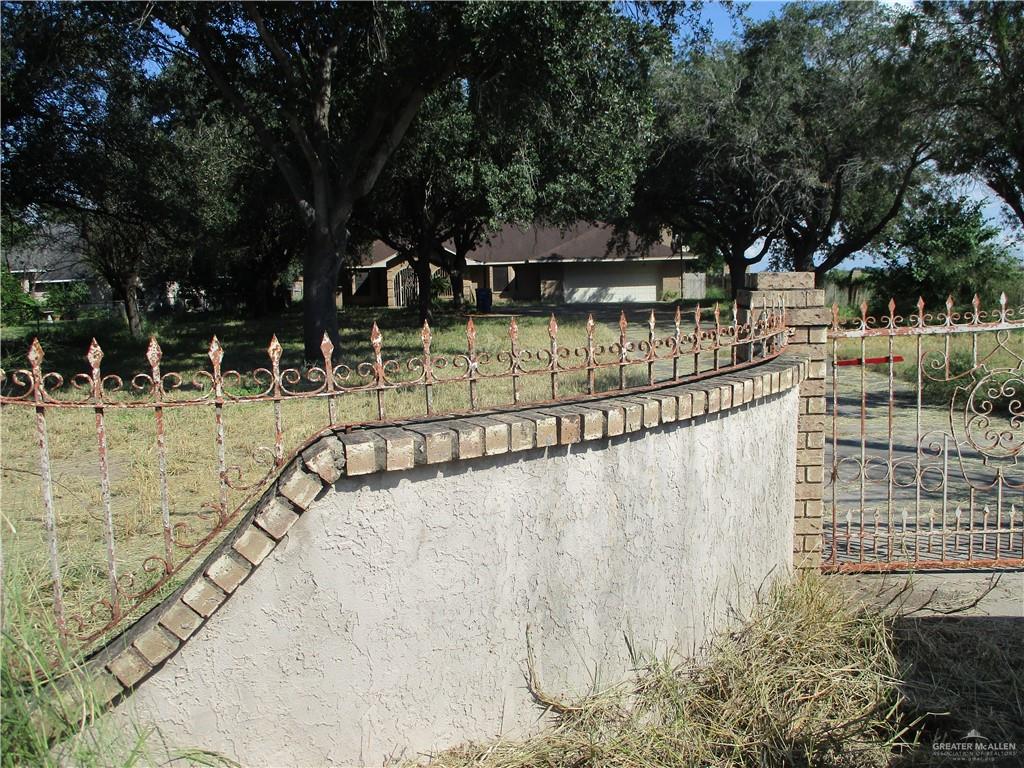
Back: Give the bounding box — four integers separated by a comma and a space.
749, 3, 934, 277
627, 42, 786, 296
627, 3, 935, 294
866, 189, 1023, 311
907, 2, 1024, 229
357, 7, 663, 322
140, 2, 663, 357
2, 2, 193, 337
165, 91, 306, 316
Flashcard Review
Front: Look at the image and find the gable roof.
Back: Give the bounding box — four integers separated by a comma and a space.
4, 223, 93, 283
351, 240, 456, 269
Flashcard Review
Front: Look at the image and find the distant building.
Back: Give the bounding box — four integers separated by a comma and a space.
461, 222, 700, 304
304, 222, 705, 308
4, 224, 107, 319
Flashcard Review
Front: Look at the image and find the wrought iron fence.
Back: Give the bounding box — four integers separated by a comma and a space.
824, 294, 1024, 572
1, 303, 787, 652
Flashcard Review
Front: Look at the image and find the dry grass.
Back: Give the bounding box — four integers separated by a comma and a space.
418, 574, 917, 768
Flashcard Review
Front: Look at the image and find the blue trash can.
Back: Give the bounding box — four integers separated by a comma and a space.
475, 287, 493, 313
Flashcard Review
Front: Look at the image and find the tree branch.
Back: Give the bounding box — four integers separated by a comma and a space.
815, 145, 930, 275
172, 18, 313, 222
244, 3, 301, 89
745, 234, 776, 265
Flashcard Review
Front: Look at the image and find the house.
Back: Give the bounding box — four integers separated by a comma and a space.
4, 224, 107, 318
462, 222, 700, 304
5, 224, 93, 297
320, 222, 703, 308
346, 241, 458, 308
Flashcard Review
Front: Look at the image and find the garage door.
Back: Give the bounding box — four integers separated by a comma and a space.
562, 263, 659, 303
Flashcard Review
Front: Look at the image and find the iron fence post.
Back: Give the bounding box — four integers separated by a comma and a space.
738, 272, 828, 570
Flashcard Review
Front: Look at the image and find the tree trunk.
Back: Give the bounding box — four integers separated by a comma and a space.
122, 274, 143, 339
725, 255, 747, 298
413, 252, 433, 325
450, 252, 467, 310
303, 223, 342, 361
790, 243, 816, 273
339, 266, 354, 307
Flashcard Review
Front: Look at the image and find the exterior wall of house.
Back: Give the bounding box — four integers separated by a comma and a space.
657, 260, 683, 299
508, 263, 541, 300
347, 269, 388, 307
385, 263, 405, 307
539, 263, 564, 301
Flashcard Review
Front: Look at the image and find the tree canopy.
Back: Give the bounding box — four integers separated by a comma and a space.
866, 188, 1022, 311
2, 0, 1020, 329
907, 1, 1024, 229
139, 2, 670, 356
628, 1, 943, 293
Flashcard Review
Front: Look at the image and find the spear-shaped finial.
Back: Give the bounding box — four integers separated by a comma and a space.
208, 335, 224, 368
320, 331, 335, 362
28, 337, 44, 368
267, 334, 283, 364
370, 321, 383, 354
146, 336, 163, 369
86, 337, 104, 369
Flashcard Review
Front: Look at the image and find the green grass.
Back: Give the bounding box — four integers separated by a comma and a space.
1, 567, 236, 768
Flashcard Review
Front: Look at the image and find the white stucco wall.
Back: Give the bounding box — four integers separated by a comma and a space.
115, 388, 798, 766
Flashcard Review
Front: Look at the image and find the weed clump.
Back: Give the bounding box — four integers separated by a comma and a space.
424, 574, 914, 768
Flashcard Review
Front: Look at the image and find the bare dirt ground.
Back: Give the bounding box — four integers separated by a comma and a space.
838, 569, 1023, 618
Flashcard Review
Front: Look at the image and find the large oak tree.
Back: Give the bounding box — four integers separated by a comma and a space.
142, 2, 664, 358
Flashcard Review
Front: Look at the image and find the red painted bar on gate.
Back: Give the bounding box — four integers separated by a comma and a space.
835, 355, 904, 367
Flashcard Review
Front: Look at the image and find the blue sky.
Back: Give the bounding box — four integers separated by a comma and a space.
690, 1, 1023, 269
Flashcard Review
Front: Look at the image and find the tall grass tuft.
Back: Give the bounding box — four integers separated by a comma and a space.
1, 569, 236, 768
421, 573, 917, 768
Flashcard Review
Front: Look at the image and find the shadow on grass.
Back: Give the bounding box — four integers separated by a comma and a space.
892, 614, 1023, 767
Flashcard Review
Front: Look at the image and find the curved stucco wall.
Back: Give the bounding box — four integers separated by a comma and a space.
112, 383, 799, 766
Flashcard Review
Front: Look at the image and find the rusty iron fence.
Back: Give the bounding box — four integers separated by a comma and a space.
824, 294, 1024, 572
1, 302, 786, 652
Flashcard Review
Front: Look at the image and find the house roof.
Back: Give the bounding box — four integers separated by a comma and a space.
5, 223, 93, 283
463, 222, 691, 266
349, 222, 691, 270
352, 240, 455, 269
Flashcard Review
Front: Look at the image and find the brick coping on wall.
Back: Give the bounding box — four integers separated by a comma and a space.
70, 351, 809, 710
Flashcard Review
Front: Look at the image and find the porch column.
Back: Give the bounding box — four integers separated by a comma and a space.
738, 272, 828, 569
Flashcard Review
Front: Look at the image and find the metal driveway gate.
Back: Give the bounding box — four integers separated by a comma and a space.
824, 295, 1024, 572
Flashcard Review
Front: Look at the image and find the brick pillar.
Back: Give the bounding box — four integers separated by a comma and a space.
737, 272, 828, 569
